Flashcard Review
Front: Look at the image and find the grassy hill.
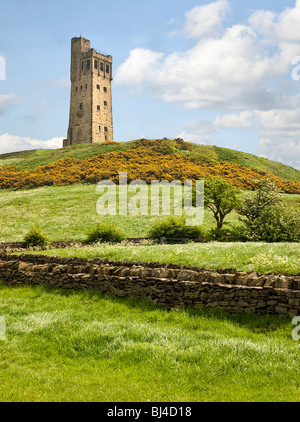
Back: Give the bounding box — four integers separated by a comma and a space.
0, 138, 300, 182
0, 141, 132, 172
0, 139, 299, 242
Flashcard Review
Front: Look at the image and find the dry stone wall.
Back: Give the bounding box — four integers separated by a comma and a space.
0, 253, 299, 317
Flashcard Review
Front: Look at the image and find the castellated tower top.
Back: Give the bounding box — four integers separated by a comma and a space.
63, 36, 113, 147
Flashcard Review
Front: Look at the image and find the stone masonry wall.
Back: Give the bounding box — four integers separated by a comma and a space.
0, 253, 299, 317
65, 37, 113, 146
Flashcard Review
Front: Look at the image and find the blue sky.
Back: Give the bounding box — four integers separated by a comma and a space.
0, 0, 300, 169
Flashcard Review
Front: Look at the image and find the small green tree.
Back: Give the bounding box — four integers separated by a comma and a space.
204, 178, 241, 236
238, 179, 281, 223
238, 179, 300, 242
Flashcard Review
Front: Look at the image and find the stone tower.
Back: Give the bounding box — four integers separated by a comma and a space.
63, 36, 113, 147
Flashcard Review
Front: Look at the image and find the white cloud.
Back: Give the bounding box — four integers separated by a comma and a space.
214, 111, 254, 128
249, 0, 300, 42
0, 134, 63, 154
115, 1, 300, 111
183, 0, 230, 39
115, 21, 300, 110
256, 109, 300, 132
165, 18, 178, 27
258, 137, 300, 170
256, 109, 300, 169
114, 1, 300, 169
248, 10, 277, 40
0, 93, 21, 116
114, 48, 164, 91
46, 77, 70, 90
177, 119, 218, 144
178, 108, 300, 170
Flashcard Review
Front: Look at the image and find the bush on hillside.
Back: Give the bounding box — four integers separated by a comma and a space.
208, 225, 246, 242
240, 206, 300, 242
238, 179, 300, 242
148, 216, 205, 241
23, 225, 49, 247
87, 222, 126, 243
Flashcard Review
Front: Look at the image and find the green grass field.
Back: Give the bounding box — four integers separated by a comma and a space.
0, 283, 299, 402
0, 172, 300, 402
27, 242, 300, 275
0, 183, 226, 242
0, 183, 299, 243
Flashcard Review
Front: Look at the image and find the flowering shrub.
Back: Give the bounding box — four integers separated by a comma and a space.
1, 144, 300, 193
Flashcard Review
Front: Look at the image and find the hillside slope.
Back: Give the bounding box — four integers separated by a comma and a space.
0, 138, 299, 181
0, 139, 300, 192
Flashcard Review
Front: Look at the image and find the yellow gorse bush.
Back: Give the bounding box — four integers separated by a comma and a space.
1, 145, 300, 193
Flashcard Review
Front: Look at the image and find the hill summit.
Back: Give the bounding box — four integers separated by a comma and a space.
0, 138, 300, 192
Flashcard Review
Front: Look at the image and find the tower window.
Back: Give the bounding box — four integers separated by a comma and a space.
99, 126, 101, 131
75, 86, 78, 91
97, 105, 100, 111
104, 101, 107, 107
100, 62, 104, 72
81, 61, 84, 71
104, 127, 108, 132
80, 85, 82, 90
106, 64, 109, 73
85, 84, 87, 89
79, 103, 83, 110
97, 84, 100, 90
94, 60, 98, 69
103, 87, 107, 93
86, 59, 90, 71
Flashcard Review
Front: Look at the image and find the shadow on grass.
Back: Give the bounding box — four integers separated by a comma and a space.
3, 281, 290, 334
